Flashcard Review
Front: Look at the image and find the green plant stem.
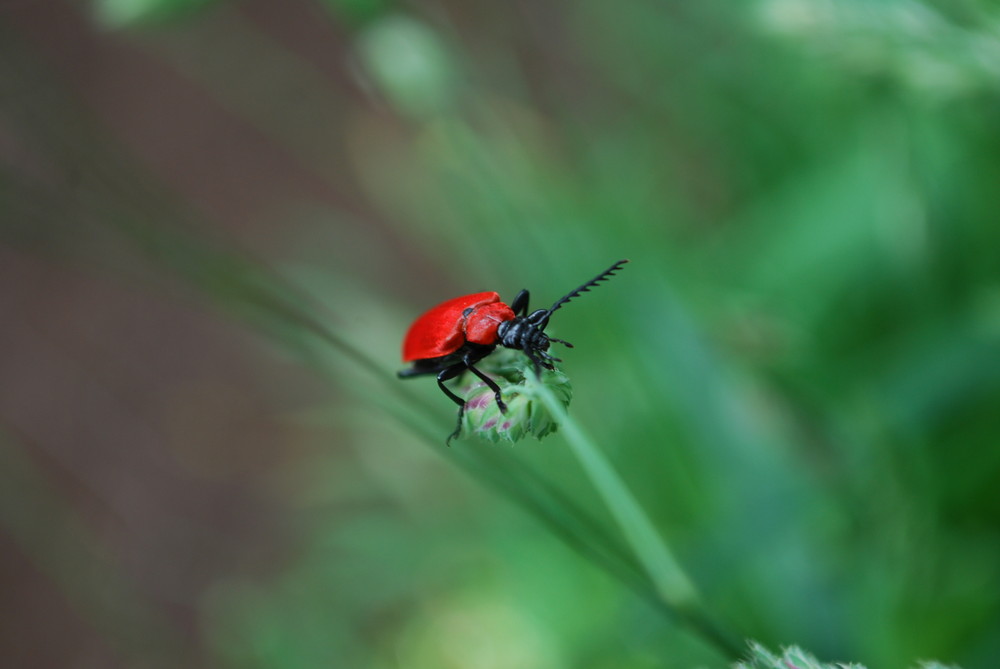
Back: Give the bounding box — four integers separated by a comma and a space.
527, 375, 743, 658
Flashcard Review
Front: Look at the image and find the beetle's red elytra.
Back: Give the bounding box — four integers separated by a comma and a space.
402, 292, 515, 361
398, 259, 628, 443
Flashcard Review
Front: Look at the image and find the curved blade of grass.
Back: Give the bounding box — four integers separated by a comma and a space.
527, 374, 743, 657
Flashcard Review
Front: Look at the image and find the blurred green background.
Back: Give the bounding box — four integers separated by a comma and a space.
2, 0, 1000, 667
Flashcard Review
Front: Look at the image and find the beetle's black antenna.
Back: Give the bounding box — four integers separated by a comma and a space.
541, 259, 629, 321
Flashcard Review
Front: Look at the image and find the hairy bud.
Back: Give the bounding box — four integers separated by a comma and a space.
457, 349, 572, 443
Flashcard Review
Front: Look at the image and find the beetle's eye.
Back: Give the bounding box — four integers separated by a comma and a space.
462, 307, 474, 317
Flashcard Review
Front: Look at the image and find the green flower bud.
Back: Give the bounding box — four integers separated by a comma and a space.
457, 348, 572, 443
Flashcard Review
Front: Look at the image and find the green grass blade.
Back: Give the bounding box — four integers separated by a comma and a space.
527, 374, 743, 657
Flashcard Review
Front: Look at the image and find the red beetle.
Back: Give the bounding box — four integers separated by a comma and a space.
399, 260, 628, 440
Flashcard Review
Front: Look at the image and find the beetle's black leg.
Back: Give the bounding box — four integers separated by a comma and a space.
446, 415, 463, 446
510, 289, 530, 316
436, 363, 469, 406
523, 346, 545, 378
548, 337, 574, 349
434, 363, 471, 445
464, 359, 508, 414
539, 350, 562, 363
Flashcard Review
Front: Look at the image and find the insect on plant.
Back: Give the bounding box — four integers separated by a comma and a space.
398, 259, 629, 442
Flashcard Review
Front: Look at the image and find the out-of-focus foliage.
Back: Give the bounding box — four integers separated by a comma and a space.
735, 641, 960, 669
356, 15, 457, 117
3, 0, 1000, 667
92, 0, 219, 27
